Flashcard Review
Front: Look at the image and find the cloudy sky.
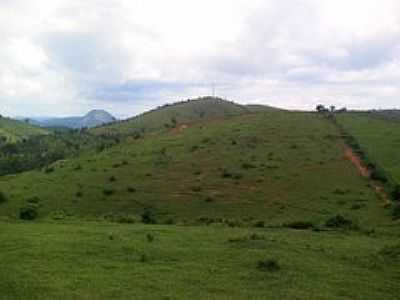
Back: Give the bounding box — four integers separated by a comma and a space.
1, 0, 400, 117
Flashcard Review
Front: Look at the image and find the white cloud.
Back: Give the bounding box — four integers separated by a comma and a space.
0, 0, 400, 117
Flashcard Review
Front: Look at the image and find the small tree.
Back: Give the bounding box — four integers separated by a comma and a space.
0, 191, 6, 204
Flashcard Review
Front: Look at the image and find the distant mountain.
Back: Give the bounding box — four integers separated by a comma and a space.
31, 110, 116, 129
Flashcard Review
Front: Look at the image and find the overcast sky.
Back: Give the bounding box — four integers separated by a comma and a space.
1, 0, 400, 117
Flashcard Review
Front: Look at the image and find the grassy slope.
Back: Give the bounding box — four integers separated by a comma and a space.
337, 114, 400, 183
0, 111, 387, 226
0, 117, 49, 143
0, 221, 399, 299
91, 97, 250, 136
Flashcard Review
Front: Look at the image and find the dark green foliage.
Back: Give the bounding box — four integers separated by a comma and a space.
392, 204, 400, 220
127, 187, 136, 193
109, 176, 116, 182
102, 188, 115, 196
44, 166, 55, 173
19, 204, 38, 220
253, 220, 265, 228
284, 221, 314, 230
141, 208, 156, 224
146, 233, 154, 242
325, 215, 355, 229
0, 191, 6, 204
257, 259, 280, 272
391, 185, 400, 201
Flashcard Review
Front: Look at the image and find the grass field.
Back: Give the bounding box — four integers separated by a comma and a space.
0, 117, 49, 143
0, 112, 388, 226
1, 107, 399, 299
337, 114, 400, 184
1, 221, 399, 299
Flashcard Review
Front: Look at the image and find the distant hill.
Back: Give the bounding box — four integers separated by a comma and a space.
31, 110, 116, 129
0, 116, 49, 143
92, 97, 279, 136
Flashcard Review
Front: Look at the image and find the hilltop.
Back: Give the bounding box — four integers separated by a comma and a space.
92, 97, 279, 137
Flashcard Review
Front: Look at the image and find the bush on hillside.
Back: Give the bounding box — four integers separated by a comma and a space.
392, 204, 400, 220
19, 204, 38, 220
141, 208, 156, 224
325, 214, 356, 229
0, 191, 6, 204
284, 221, 314, 230
391, 185, 400, 201
257, 259, 280, 272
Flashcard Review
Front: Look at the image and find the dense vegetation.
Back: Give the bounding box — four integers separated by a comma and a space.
0, 130, 121, 176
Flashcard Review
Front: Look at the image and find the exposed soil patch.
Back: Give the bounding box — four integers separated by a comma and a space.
344, 147, 370, 177
343, 145, 390, 206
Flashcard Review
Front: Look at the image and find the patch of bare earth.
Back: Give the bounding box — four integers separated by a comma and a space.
343, 146, 390, 206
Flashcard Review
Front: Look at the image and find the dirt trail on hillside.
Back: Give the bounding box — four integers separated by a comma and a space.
344, 147, 370, 177
343, 146, 390, 206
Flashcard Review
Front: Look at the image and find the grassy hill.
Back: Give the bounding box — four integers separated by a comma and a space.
0, 117, 49, 143
0, 108, 399, 299
0, 111, 387, 226
92, 97, 254, 137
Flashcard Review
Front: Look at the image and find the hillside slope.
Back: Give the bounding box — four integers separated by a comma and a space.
0, 117, 49, 143
92, 97, 252, 137
0, 111, 386, 226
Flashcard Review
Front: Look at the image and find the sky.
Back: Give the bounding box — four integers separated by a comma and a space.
1, 0, 400, 118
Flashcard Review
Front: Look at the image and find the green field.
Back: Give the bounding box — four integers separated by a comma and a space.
0, 117, 49, 143
0, 112, 387, 226
337, 114, 400, 183
1, 221, 399, 299
1, 104, 399, 299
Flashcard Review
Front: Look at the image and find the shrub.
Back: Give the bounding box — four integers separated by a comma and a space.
257, 259, 280, 272
253, 220, 265, 228
76, 191, 83, 198
242, 162, 256, 170
391, 185, 400, 201
103, 188, 115, 196
19, 204, 38, 220
325, 214, 355, 229
127, 187, 136, 193
0, 191, 7, 204
392, 204, 400, 220
146, 233, 154, 242
141, 208, 156, 224
285, 221, 314, 230
44, 166, 55, 173
109, 176, 116, 182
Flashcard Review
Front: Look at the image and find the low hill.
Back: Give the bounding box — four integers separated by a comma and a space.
92, 97, 255, 136
0, 111, 385, 226
32, 110, 116, 129
0, 117, 49, 143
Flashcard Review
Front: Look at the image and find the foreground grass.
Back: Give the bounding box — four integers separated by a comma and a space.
0, 221, 399, 299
